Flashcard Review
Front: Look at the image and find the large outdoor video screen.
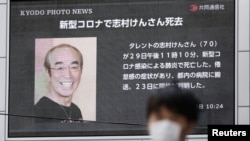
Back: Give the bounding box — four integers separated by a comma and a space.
9, 0, 235, 137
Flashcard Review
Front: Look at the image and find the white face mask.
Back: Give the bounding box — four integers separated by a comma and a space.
149, 120, 181, 141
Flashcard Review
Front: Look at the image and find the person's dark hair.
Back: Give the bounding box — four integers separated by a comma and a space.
146, 82, 200, 122
44, 44, 83, 76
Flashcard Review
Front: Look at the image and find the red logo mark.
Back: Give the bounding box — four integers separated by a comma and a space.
190, 4, 199, 12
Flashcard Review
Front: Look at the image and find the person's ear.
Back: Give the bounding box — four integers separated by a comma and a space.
185, 121, 196, 134
45, 69, 51, 82
180, 122, 196, 141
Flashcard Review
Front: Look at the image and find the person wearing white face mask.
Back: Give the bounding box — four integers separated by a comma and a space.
146, 82, 200, 141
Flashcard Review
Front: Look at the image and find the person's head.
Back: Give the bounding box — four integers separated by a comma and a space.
147, 84, 200, 141
44, 44, 83, 98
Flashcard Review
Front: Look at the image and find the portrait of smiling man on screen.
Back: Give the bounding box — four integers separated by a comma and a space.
35, 44, 83, 123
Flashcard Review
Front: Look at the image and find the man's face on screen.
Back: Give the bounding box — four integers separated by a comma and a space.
48, 47, 82, 97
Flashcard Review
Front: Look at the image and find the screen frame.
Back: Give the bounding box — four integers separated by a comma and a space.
6, 0, 237, 140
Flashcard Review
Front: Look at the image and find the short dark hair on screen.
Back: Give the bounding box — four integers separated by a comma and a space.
44, 44, 83, 76
146, 83, 200, 122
